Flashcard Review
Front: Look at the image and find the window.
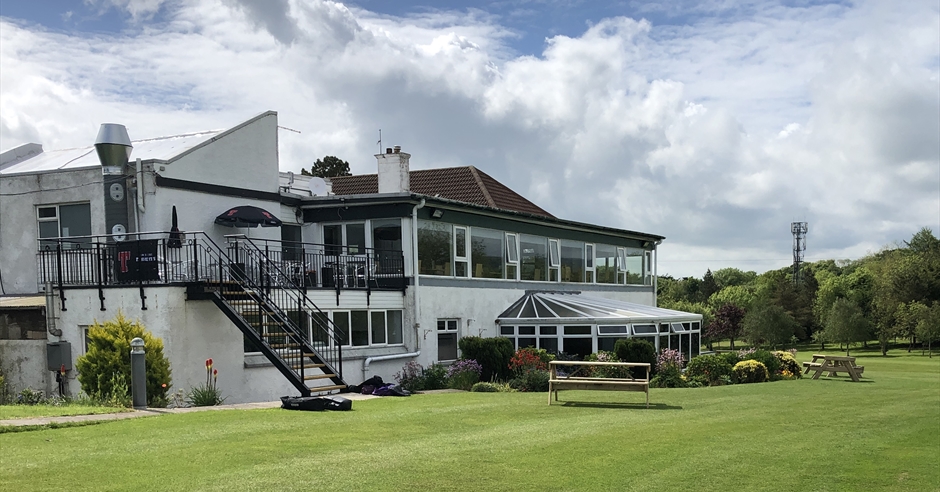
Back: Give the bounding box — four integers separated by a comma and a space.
471, 227, 503, 279
454, 226, 469, 277
369, 310, 405, 345
351, 310, 369, 346
619, 247, 644, 285
281, 225, 303, 261
371, 219, 403, 275
560, 240, 584, 283
505, 233, 518, 280
418, 220, 452, 275
37, 203, 92, 249
438, 319, 458, 361
323, 223, 365, 255
595, 244, 618, 284
562, 325, 592, 358
644, 250, 653, 286
549, 239, 560, 282
520, 235, 547, 281
500, 325, 560, 352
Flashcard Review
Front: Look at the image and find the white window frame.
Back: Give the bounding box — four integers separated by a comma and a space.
617, 247, 627, 285
584, 243, 595, 283
505, 233, 519, 280
437, 318, 460, 361
549, 239, 561, 282
454, 226, 469, 278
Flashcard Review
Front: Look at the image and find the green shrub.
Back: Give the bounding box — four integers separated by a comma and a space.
721, 352, 742, 367
731, 360, 769, 384
423, 362, 449, 390
748, 350, 781, 377
458, 336, 515, 381
650, 365, 687, 388
685, 354, 733, 386
509, 370, 550, 392
75, 312, 172, 406
470, 382, 499, 392
772, 350, 802, 379
446, 359, 483, 391
395, 361, 426, 392
585, 351, 632, 378
614, 338, 657, 377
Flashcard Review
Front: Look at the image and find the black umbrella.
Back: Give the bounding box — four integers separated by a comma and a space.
168, 205, 182, 248
214, 205, 283, 228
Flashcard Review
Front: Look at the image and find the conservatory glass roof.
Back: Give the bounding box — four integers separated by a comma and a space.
497, 291, 703, 324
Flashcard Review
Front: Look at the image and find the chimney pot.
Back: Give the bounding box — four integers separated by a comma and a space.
386, 147, 393, 154
393, 145, 401, 154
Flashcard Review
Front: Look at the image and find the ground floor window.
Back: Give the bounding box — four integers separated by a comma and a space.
499, 322, 701, 362
243, 309, 403, 352
438, 319, 458, 361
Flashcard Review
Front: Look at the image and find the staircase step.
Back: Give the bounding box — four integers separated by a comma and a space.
269, 343, 301, 349
291, 363, 326, 370
308, 384, 347, 393
304, 373, 337, 381
260, 332, 291, 337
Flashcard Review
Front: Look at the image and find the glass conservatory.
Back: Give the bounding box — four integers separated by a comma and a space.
496, 291, 703, 361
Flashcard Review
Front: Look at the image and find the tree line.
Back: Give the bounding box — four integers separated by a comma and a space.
658, 228, 940, 356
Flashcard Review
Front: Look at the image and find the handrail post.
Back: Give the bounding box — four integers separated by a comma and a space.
96, 241, 105, 311
55, 241, 66, 311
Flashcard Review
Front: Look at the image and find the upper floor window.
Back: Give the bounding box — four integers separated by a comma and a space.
37, 203, 91, 249
418, 220, 452, 275
471, 227, 503, 279
520, 234, 547, 281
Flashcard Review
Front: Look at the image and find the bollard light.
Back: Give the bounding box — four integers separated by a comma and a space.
130, 337, 147, 409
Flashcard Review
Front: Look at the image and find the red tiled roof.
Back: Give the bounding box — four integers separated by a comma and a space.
329, 166, 554, 218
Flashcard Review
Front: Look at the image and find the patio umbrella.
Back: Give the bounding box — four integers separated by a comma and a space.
168, 205, 182, 248
214, 205, 282, 228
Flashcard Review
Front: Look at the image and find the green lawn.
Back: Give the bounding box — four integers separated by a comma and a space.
1, 351, 938, 491
0, 404, 132, 420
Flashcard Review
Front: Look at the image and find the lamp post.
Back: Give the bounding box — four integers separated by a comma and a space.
130, 337, 147, 409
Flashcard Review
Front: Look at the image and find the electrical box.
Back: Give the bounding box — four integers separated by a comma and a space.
47, 341, 72, 371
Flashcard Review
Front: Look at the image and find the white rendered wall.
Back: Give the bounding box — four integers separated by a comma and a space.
0, 168, 105, 294
156, 112, 279, 194
0, 340, 53, 396
52, 287, 296, 404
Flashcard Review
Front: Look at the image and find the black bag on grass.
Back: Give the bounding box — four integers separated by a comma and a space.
323, 396, 352, 411
280, 396, 327, 411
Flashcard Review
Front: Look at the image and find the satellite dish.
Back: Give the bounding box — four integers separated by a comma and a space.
308, 177, 328, 196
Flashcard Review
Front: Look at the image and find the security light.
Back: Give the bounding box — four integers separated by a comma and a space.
431, 208, 444, 219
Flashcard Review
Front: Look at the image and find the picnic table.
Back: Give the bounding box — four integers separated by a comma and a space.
802, 354, 865, 382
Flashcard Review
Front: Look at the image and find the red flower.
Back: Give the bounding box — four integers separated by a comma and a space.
213, 369, 218, 376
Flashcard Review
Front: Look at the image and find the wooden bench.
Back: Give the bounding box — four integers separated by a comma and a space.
548, 361, 650, 407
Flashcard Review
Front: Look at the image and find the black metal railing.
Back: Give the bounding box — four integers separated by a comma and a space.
36, 233, 406, 294
219, 235, 346, 382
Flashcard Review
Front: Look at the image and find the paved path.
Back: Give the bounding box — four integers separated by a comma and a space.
0, 393, 383, 428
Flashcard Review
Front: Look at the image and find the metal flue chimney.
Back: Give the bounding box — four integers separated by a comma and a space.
95, 123, 132, 175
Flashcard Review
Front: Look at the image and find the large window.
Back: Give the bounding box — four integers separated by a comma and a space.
454, 226, 469, 277
471, 227, 503, 279
619, 247, 645, 285
331, 309, 403, 347
418, 220, 452, 275
595, 244, 618, 284
560, 240, 584, 283
520, 234, 547, 281
281, 224, 303, 261
505, 233, 518, 280
37, 203, 91, 249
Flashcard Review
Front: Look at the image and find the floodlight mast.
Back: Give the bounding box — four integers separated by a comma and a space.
791, 222, 808, 284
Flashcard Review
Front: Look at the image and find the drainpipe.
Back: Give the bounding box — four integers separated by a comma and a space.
44, 282, 61, 337
411, 198, 426, 350
363, 351, 421, 374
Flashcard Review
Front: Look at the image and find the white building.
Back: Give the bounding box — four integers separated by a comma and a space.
0, 111, 701, 403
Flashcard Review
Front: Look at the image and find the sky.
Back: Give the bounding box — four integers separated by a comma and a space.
1, 0, 938, 279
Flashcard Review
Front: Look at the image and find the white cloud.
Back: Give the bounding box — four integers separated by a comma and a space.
1, 0, 937, 278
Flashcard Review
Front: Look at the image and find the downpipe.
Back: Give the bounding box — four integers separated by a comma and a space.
363, 351, 421, 374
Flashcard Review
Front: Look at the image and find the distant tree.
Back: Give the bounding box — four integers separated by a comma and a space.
702, 269, 719, 300
742, 304, 799, 349
914, 302, 940, 357
301, 156, 351, 178
705, 304, 747, 350
708, 284, 756, 311
822, 298, 872, 356
711, 267, 758, 289
905, 227, 940, 254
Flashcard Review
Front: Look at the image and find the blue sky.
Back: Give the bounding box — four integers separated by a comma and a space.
1, 0, 938, 277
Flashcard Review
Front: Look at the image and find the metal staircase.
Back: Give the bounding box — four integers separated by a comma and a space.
194, 235, 347, 396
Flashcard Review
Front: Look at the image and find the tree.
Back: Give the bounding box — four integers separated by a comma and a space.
702, 269, 719, 299
708, 284, 756, 312
301, 156, 351, 178
76, 312, 171, 406
742, 304, 799, 349
705, 303, 746, 349
711, 267, 758, 289
822, 298, 871, 356
914, 302, 940, 357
